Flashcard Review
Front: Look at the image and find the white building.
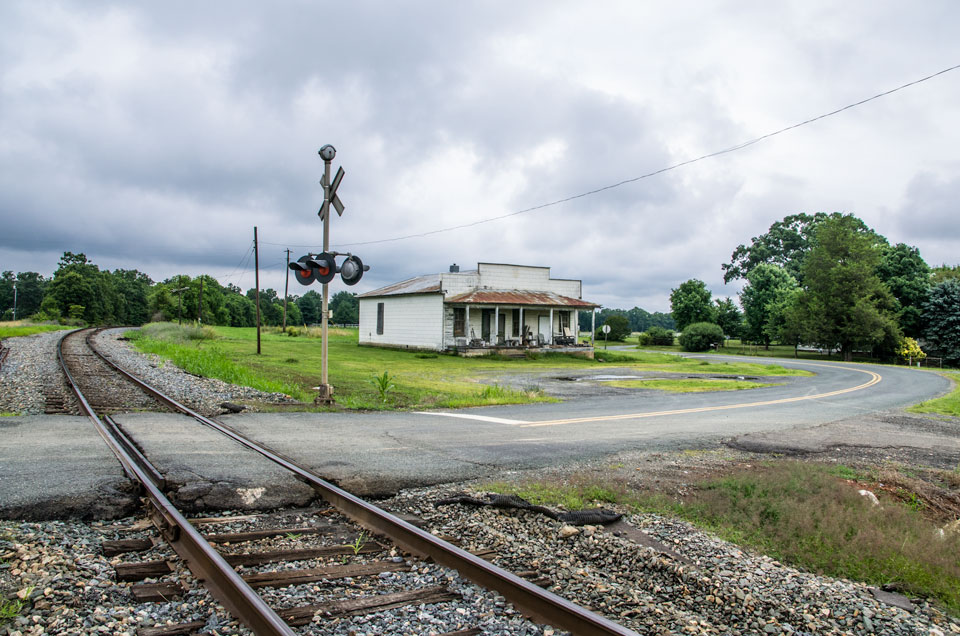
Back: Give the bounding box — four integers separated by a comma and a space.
357, 262, 598, 353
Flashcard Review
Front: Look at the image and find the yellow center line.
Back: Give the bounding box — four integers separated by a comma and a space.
519, 363, 882, 428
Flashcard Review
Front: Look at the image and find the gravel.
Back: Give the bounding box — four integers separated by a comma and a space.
0, 328, 296, 417
0, 330, 69, 415
3, 491, 959, 635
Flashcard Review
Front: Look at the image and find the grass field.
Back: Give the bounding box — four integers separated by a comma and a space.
909, 371, 960, 417
485, 461, 960, 614
0, 321, 73, 339
605, 378, 780, 392
129, 323, 810, 410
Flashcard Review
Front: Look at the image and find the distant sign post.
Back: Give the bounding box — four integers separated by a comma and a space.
602, 323, 610, 349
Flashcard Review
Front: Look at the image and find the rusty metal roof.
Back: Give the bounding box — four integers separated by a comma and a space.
357, 274, 442, 298
445, 290, 598, 308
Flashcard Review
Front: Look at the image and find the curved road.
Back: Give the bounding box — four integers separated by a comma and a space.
4, 354, 956, 517
216, 356, 956, 494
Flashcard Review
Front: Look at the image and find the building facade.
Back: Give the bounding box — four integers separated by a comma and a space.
357, 263, 598, 352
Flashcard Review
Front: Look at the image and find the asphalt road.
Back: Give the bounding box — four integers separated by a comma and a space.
2, 355, 955, 518
218, 356, 954, 494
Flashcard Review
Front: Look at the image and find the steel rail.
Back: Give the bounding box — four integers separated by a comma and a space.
58, 329, 296, 636
89, 329, 640, 636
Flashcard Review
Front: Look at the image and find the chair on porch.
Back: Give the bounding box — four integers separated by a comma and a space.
469, 328, 486, 348
555, 326, 576, 345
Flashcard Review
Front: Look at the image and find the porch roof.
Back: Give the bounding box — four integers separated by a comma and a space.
445, 289, 598, 308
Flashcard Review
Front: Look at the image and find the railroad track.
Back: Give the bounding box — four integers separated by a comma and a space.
57, 327, 639, 635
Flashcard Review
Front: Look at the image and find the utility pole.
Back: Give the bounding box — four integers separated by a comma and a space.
171, 277, 189, 326
177, 275, 184, 326
11, 282, 16, 321
282, 248, 291, 333
254, 227, 261, 355
197, 275, 204, 324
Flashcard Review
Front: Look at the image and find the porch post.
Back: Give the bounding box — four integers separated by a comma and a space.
493, 306, 499, 346
519, 307, 524, 343
591, 308, 596, 347
549, 308, 554, 344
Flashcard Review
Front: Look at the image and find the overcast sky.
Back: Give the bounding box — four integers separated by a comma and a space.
2, 1, 958, 312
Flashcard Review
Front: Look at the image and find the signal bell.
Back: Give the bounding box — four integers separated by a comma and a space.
339, 255, 369, 286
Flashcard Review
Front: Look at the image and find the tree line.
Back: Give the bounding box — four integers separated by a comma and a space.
669, 213, 960, 364
0, 252, 360, 328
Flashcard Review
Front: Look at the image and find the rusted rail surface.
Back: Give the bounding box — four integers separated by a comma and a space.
0, 341, 9, 370
86, 329, 639, 636
58, 329, 296, 636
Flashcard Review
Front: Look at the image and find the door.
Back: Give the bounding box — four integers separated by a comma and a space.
481, 309, 493, 341
538, 315, 550, 343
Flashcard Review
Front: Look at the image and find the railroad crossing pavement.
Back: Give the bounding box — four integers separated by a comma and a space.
0, 415, 134, 519
1, 362, 957, 520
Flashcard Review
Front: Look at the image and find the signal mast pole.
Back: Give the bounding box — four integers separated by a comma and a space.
318, 145, 335, 403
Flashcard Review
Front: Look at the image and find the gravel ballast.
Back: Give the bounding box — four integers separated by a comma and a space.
3, 492, 960, 635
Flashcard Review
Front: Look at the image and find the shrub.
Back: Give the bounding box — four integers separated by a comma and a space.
679, 322, 724, 352
641, 326, 675, 346
897, 337, 926, 364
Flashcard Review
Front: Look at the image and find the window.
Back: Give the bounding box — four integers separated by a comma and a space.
512, 308, 520, 337
376, 302, 384, 335
453, 307, 465, 337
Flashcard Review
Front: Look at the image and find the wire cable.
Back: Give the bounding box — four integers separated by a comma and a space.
316, 62, 958, 248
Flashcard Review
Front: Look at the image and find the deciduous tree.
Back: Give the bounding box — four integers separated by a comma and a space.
722, 212, 885, 284
876, 243, 930, 339
739, 264, 798, 347
669, 279, 715, 331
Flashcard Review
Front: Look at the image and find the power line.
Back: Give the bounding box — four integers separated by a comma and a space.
313, 62, 958, 248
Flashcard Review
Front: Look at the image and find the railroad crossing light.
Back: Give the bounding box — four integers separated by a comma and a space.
307, 252, 337, 284
289, 255, 316, 285
339, 255, 369, 286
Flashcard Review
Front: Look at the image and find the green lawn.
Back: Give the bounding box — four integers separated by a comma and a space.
129, 323, 810, 410
606, 378, 780, 392
909, 371, 960, 417
0, 321, 73, 339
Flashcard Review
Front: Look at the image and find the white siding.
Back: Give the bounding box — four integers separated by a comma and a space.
476, 263, 583, 298
359, 294, 444, 350
439, 271, 479, 297
478, 263, 550, 290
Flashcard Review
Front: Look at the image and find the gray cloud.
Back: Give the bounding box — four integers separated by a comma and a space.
2, 1, 960, 313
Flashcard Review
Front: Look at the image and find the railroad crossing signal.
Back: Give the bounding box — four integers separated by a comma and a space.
319, 166, 345, 220
289, 252, 368, 286
339, 255, 367, 286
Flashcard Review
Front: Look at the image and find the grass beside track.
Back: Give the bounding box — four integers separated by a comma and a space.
0, 321, 73, 339
484, 461, 960, 615
908, 371, 960, 417
129, 323, 808, 410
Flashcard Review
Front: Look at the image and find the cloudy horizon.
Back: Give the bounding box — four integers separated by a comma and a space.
2, 1, 958, 313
